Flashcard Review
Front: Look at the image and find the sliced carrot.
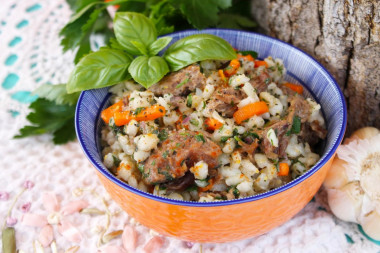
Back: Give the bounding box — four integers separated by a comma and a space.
254, 60, 268, 68
237, 53, 254, 62
218, 69, 227, 83
224, 59, 241, 77
284, 82, 304, 94
233, 101, 269, 124
114, 111, 134, 126
198, 178, 215, 192
134, 105, 166, 122
101, 100, 124, 124
205, 118, 223, 131
278, 162, 290, 176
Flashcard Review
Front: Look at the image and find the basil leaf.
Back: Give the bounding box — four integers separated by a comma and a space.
148, 36, 172, 56
67, 48, 133, 93
114, 12, 157, 56
128, 56, 169, 88
2, 227, 16, 253
130, 40, 149, 56
109, 37, 125, 50
164, 34, 236, 71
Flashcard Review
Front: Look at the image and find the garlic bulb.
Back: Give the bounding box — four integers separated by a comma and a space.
343, 127, 380, 144
324, 127, 380, 240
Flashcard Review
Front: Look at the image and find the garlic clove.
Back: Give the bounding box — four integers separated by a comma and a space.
360, 210, 380, 241
324, 157, 349, 189
344, 127, 380, 144
360, 152, 380, 200
327, 182, 364, 223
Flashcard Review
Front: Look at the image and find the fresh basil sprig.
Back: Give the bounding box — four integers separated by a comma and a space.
163, 34, 237, 71
67, 48, 133, 93
128, 56, 170, 87
66, 12, 236, 92
114, 12, 158, 56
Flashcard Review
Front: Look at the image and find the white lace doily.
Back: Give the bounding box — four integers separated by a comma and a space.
1, 0, 380, 252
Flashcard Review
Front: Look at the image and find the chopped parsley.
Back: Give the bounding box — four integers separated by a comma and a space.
234, 136, 242, 142
138, 164, 149, 178
185, 184, 198, 192
237, 50, 258, 58
133, 107, 144, 115
286, 115, 301, 136
157, 129, 168, 141
175, 143, 181, 148
158, 166, 173, 181
220, 136, 230, 142
180, 131, 191, 136
195, 133, 205, 143
264, 78, 271, 85
176, 77, 190, 88
233, 188, 240, 198
109, 118, 124, 135
186, 94, 192, 107
151, 161, 156, 166
241, 131, 260, 140
162, 150, 169, 158
112, 155, 121, 167
277, 63, 284, 75
189, 119, 199, 126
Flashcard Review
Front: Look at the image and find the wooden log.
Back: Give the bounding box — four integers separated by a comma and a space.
251, 0, 380, 134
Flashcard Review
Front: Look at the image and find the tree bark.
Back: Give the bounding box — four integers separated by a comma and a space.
251, 0, 380, 134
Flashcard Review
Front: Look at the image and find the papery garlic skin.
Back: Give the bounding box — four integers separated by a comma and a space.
344, 127, 380, 144
327, 182, 363, 223
324, 158, 349, 189
324, 128, 380, 240
360, 211, 380, 240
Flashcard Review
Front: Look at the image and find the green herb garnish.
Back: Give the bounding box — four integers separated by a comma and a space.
112, 155, 121, 167
138, 164, 149, 178
186, 94, 193, 107
185, 184, 198, 192
286, 115, 301, 136
220, 136, 230, 142
162, 150, 169, 158
176, 77, 190, 88
133, 107, 145, 115
237, 50, 258, 58
195, 133, 206, 143
157, 129, 168, 141
189, 119, 199, 126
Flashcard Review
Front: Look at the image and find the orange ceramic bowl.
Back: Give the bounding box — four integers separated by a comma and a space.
75, 29, 347, 243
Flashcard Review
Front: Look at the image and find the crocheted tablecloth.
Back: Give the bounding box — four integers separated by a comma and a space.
1, 1, 380, 252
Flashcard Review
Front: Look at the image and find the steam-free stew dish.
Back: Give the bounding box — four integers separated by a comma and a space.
100, 53, 327, 202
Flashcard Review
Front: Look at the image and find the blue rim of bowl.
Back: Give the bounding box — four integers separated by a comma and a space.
75, 29, 347, 207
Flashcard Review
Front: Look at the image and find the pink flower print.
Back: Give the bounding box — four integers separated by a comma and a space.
6, 216, 18, 226
0, 191, 9, 201
23, 180, 34, 190
21, 202, 31, 213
